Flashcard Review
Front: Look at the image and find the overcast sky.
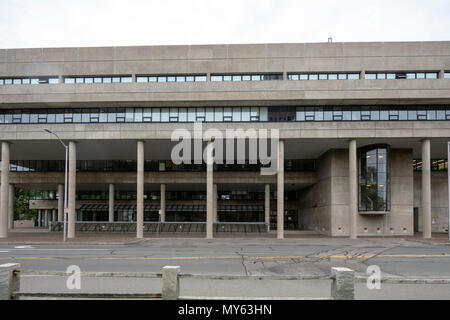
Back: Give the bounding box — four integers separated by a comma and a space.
0, 0, 449, 49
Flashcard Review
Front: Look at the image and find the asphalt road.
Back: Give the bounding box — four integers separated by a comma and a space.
1, 237, 450, 299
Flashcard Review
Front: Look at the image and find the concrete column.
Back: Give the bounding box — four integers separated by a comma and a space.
52, 209, 56, 222
422, 139, 432, 239
0, 142, 10, 238
349, 139, 358, 239
213, 184, 217, 223
206, 141, 214, 239
44, 209, 48, 228
38, 210, 41, 227
8, 185, 14, 230
160, 184, 166, 222
109, 184, 115, 223
277, 140, 284, 239
68, 141, 77, 239
136, 141, 144, 239
439, 70, 445, 79
265, 184, 270, 232
57, 184, 64, 222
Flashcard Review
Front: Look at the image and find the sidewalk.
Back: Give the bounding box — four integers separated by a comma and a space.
0, 228, 448, 245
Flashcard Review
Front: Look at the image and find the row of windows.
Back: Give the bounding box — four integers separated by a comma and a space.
294, 106, 450, 122
137, 75, 207, 83
64, 76, 132, 84
287, 73, 360, 81
4, 159, 316, 173
0, 77, 59, 85
365, 72, 438, 80
211, 74, 283, 82
413, 159, 448, 171
29, 190, 299, 201
1, 71, 448, 86
2, 106, 450, 124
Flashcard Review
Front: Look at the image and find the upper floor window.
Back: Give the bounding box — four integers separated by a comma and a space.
211, 74, 283, 82
64, 76, 132, 84
288, 73, 360, 80
365, 72, 439, 80
136, 75, 207, 83
0, 77, 59, 85
445, 72, 450, 79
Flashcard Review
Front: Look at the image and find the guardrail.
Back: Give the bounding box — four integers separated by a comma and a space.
1, 264, 355, 300
50, 222, 268, 233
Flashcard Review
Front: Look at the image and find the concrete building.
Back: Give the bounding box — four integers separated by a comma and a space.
0, 41, 449, 239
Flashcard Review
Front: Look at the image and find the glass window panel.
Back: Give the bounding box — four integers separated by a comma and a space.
0, 79, 3, 85
319, 74, 327, 80
152, 108, 161, 122
75, 78, 84, 84
161, 108, 169, 122
328, 74, 338, 80
352, 110, 361, 121
251, 75, 261, 81
223, 75, 232, 81
31, 79, 39, 84
214, 107, 223, 122
338, 74, 347, 80
195, 76, 206, 82
112, 77, 121, 83
167, 76, 176, 82
73, 110, 82, 123
134, 108, 143, 122
241, 107, 250, 121
94, 77, 102, 83
211, 76, 222, 82
179, 108, 187, 122
125, 108, 134, 122
84, 78, 93, 84
309, 74, 318, 80
103, 77, 112, 83
242, 75, 251, 81
365, 74, 376, 80
121, 77, 132, 83
137, 77, 148, 83
149, 77, 157, 82
5, 79, 13, 85
386, 73, 396, 79
232, 107, 241, 121
426, 73, 437, 79
406, 73, 416, 79
296, 111, 305, 121
232, 75, 242, 81
416, 73, 425, 79
13, 79, 22, 84
445, 73, 450, 79
427, 110, 436, 120
348, 74, 360, 80
187, 108, 196, 122
206, 108, 214, 121
186, 76, 194, 82
299, 74, 308, 80
157, 76, 166, 82
259, 107, 268, 121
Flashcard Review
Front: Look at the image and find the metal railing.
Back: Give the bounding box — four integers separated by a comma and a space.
50, 222, 269, 233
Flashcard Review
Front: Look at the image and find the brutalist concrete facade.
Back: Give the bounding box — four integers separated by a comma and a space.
0, 42, 449, 239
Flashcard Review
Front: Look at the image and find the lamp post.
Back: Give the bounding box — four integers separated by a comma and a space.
44, 129, 68, 242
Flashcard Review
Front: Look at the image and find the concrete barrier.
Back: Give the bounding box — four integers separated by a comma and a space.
0, 263, 20, 300
162, 266, 180, 300
331, 267, 355, 300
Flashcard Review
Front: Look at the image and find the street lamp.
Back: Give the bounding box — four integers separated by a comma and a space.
44, 129, 68, 242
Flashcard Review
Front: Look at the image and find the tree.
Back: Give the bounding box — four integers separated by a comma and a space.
14, 188, 37, 220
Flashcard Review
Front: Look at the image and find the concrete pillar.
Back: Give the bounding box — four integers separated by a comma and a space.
422, 139, 432, 239
0, 142, 10, 238
277, 140, 284, 239
38, 210, 41, 227
206, 141, 214, 239
8, 185, 14, 230
57, 184, 64, 222
331, 267, 355, 300
439, 70, 445, 79
162, 266, 180, 300
160, 184, 166, 222
109, 184, 115, 223
44, 209, 48, 228
213, 184, 217, 223
136, 141, 144, 239
52, 209, 56, 222
265, 184, 270, 232
349, 139, 358, 239
68, 141, 77, 239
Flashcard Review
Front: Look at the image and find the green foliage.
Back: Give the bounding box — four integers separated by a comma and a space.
14, 188, 37, 220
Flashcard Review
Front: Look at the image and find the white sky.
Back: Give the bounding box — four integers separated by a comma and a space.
0, 0, 449, 49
